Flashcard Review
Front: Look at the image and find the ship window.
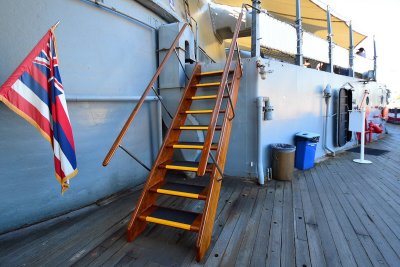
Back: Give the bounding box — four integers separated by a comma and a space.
366, 96, 370, 105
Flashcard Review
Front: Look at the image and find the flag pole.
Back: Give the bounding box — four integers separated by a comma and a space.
51, 21, 61, 32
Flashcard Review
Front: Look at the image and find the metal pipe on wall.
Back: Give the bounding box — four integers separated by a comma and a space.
66, 95, 160, 102
322, 85, 336, 156
80, 0, 157, 30
257, 96, 266, 185
66, 95, 163, 157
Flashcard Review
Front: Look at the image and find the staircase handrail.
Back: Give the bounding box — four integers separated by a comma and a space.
103, 23, 188, 167
197, 5, 246, 175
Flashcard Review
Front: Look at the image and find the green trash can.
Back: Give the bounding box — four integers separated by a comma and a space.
271, 143, 296, 181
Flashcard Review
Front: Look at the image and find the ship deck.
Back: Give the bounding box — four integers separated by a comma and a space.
1, 124, 400, 267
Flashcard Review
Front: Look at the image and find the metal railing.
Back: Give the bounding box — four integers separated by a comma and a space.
102, 23, 188, 166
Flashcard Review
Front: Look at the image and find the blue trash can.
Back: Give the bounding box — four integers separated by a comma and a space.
295, 132, 320, 170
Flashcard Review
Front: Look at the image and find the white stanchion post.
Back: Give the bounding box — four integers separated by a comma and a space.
353, 107, 372, 164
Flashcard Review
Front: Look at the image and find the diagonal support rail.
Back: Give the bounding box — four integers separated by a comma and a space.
103, 23, 188, 167
119, 145, 151, 171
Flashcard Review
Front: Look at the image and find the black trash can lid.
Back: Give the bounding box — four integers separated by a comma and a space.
271, 143, 296, 152
295, 131, 320, 142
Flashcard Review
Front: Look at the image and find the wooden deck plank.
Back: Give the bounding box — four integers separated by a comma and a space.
338, 157, 400, 253
201, 187, 254, 266
218, 187, 259, 266
330, 160, 400, 265
233, 187, 268, 267
178, 178, 242, 265
265, 181, 284, 267
324, 162, 389, 267
1, 124, 400, 267
296, 172, 327, 267
315, 164, 373, 267
281, 181, 295, 267
249, 180, 276, 267
292, 173, 311, 267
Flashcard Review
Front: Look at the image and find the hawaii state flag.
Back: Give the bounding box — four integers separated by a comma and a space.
0, 27, 77, 193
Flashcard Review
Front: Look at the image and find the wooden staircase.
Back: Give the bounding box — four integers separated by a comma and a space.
126, 62, 242, 261
103, 10, 246, 260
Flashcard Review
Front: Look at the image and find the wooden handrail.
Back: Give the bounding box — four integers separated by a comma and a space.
103, 23, 188, 166
196, 6, 245, 176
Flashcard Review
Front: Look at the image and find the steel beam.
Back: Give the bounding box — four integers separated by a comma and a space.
349, 21, 354, 77
295, 0, 303, 66
327, 6, 333, 73
251, 0, 261, 57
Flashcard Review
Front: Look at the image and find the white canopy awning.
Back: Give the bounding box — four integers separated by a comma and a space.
212, 0, 367, 48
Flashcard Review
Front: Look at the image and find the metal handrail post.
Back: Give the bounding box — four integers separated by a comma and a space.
327, 6, 333, 73
251, 0, 261, 57
373, 36, 377, 81
295, 0, 303, 66
349, 21, 354, 77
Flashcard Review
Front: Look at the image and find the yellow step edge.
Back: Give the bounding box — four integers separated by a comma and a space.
156, 188, 200, 199
196, 82, 221, 87
191, 95, 217, 100
200, 70, 224, 76
165, 165, 198, 172
179, 126, 208, 130
172, 144, 204, 149
185, 110, 213, 114
145, 216, 192, 230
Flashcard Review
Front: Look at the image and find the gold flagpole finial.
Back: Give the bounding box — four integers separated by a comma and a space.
51, 21, 61, 32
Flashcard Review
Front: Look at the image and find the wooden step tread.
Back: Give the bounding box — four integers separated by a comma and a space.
182, 109, 225, 114
168, 142, 218, 150
198, 70, 234, 76
150, 182, 207, 200
160, 160, 213, 172
176, 125, 222, 131
139, 206, 201, 231
189, 95, 228, 100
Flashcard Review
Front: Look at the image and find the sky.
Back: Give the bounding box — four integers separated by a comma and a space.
321, 0, 400, 96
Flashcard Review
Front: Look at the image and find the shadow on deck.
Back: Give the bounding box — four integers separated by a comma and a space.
1, 124, 400, 266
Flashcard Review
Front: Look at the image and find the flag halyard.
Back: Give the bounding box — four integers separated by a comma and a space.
0, 29, 77, 193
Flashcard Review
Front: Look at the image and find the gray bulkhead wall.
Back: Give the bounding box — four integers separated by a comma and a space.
0, 0, 166, 233
225, 57, 360, 178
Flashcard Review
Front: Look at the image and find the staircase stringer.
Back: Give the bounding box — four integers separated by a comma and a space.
195, 63, 242, 261
127, 64, 202, 241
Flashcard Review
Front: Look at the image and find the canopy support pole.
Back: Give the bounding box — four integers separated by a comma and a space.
251, 0, 261, 57
373, 36, 377, 81
349, 21, 354, 77
327, 6, 333, 73
295, 0, 303, 66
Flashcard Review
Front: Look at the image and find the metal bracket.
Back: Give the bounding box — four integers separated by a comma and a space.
174, 48, 190, 80
119, 145, 151, 171
209, 151, 224, 182
151, 86, 173, 119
